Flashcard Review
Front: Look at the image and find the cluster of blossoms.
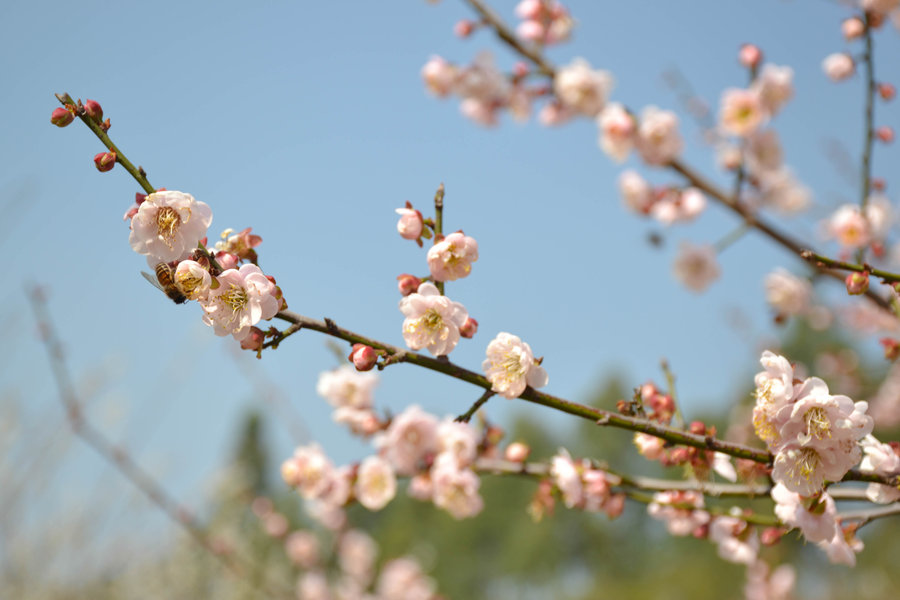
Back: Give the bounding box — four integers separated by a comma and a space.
598, 104, 682, 166
753, 350, 874, 497
617, 171, 706, 225
125, 188, 284, 347
513, 0, 574, 45
394, 198, 548, 399
546, 449, 625, 518
288, 367, 491, 520
251, 498, 440, 600
630, 382, 737, 482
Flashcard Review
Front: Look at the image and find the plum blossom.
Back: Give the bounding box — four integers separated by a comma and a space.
618, 170, 654, 214
376, 557, 437, 600
771, 483, 837, 543
399, 282, 469, 356
285, 531, 320, 569
719, 88, 766, 137
316, 365, 378, 410
764, 269, 811, 317
859, 435, 900, 503
755, 168, 811, 215
553, 58, 613, 117
597, 103, 635, 162
338, 530, 377, 584
430, 453, 484, 519
823, 53, 855, 82
745, 129, 783, 174
355, 456, 397, 511
751, 64, 794, 116
296, 571, 330, 600
129, 190, 213, 264
817, 525, 864, 566
709, 516, 759, 565
174, 259, 211, 300
550, 449, 583, 508
826, 204, 871, 249
421, 55, 458, 97
376, 404, 439, 476
650, 188, 706, 225
744, 561, 796, 600
200, 264, 280, 341
647, 490, 710, 536
482, 332, 549, 399
672, 242, 720, 292
426, 231, 478, 281
865, 193, 893, 242
396, 203, 424, 240
436, 418, 479, 467
281, 443, 335, 499
636, 106, 683, 165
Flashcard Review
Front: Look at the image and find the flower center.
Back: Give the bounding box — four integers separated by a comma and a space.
421, 308, 444, 333
156, 206, 182, 248
789, 447, 821, 484
804, 407, 832, 440
221, 284, 248, 316
176, 270, 203, 298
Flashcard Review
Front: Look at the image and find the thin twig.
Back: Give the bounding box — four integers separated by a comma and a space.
456, 389, 495, 423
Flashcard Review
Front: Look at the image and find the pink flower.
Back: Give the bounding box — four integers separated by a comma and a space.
421, 56, 458, 97
597, 103, 635, 162
396, 202, 424, 240
399, 282, 468, 356
376, 404, 438, 475
436, 418, 479, 467
771, 483, 837, 543
647, 490, 709, 536
550, 449, 583, 508
355, 455, 397, 511
859, 435, 900, 503
505, 441, 531, 462
634, 433, 665, 460
285, 531, 319, 568
174, 259, 211, 301
618, 170, 654, 214
636, 106, 683, 165
744, 562, 796, 600
823, 53, 855, 82
672, 242, 720, 292
427, 231, 479, 281
817, 525, 863, 566
709, 516, 759, 565
649, 188, 706, 225
430, 453, 484, 519
719, 88, 765, 137
129, 190, 213, 264
316, 365, 378, 410
751, 64, 794, 116
482, 332, 549, 399
338, 529, 377, 584
281, 443, 335, 499
553, 58, 614, 117
200, 264, 280, 341
764, 269, 811, 317
376, 558, 436, 600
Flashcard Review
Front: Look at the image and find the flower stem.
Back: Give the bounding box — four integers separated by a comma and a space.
433, 183, 445, 295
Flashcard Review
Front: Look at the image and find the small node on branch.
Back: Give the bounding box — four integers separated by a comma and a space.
324, 317, 338, 333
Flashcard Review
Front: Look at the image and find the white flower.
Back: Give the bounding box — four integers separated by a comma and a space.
200, 264, 280, 341
751, 64, 794, 116
281, 443, 335, 499
647, 490, 709, 536
174, 260, 211, 300
129, 190, 213, 264
316, 365, 378, 410
430, 453, 484, 519
436, 418, 479, 467
771, 483, 837, 543
618, 170, 653, 214
817, 526, 863, 566
426, 231, 479, 281
672, 242, 720, 292
355, 456, 396, 511
338, 529, 377, 584
744, 561, 796, 600
553, 58, 613, 117
376, 405, 438, 476
708, 516, 758, 565
719, 88, 766, 137
764, 269, 811, 317
550, 449, 583, 508
859, 434, 900, 503
823, 53, 855, 82
376, 558, 436, 600
636, 106, 683, 165
399, 282, 468, 356
482, 332, 549, 399
597, 103, 634, 162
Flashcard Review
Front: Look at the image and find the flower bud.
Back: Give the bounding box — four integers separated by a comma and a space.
396, 202, 424, 240
51, 107, 74, 127
738, 43, 762, 68
760, 527, 785, 546
877, 126, 894, 143
504, 442, 530, 462
215, 251, 239, 271
83, 99, 103, 123
454, 19, 475, 38
879, 82, 896, 101
689, 421, 706, 435
845, 271, 869, 295
93, 151, 116, 172
459, 317, 478, 339
349, 343, 378, 371
397, 273, 421, 296
240, 326, 265, 351
881, 337, 900, 361
873, 177, 887, 191
842, 17, 865, 40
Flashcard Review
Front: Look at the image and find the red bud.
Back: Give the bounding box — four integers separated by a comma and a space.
51, 107, 74, 127
93, 151, 117, 172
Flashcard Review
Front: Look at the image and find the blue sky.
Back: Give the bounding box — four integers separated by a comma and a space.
3, 0, 899, 561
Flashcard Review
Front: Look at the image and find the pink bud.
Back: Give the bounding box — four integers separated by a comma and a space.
454, 19, 475, 38
504, 442, 530, 462
516, 19, 545, 42
879, 83, 896, 101
760, 527, 785, 546
240, 326, 265, 351
397, 273, 421, 296
215, 251, 239, 271
873, 178, 886, 191
738, 43, 762, 68
689, 421, 706, 435
51, 107, 74, 127
93, 151, 116, 172
512, 61, 530, 79
83, 99, 103, 123
604, 493, 626, 519
842, 17, 865, 40
349, 343, 378, 371
845, 271, 870, 295
396, 202, 424, 240
877, 126, 894, 143
881, 337, 900, 361
459, 317, 478, 339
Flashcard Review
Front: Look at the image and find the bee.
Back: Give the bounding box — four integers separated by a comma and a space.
142, 262, 188, 304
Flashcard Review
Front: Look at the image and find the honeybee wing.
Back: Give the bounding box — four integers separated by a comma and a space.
141, 270, 166, 293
